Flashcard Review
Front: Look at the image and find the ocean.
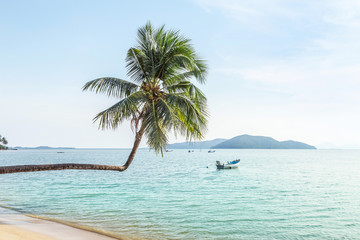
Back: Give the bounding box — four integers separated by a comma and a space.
0, 149, 359, 239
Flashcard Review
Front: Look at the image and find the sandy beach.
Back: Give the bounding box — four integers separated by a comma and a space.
0, 224, 56, 240
0, 207, 122, 240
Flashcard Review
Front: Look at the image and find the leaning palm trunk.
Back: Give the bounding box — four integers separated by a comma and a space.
0, 163, 125, 174
0, 125, 145, 174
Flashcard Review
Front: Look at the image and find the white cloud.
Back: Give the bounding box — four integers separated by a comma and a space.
324, 0, 360, 27
195, 0, 300, 20
194, 0, 360, 147
197, 0, 360, 99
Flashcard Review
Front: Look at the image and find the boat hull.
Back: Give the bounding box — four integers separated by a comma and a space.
216, 160, 240, 169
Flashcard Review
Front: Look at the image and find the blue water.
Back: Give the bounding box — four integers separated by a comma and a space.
0, 149, 359, 239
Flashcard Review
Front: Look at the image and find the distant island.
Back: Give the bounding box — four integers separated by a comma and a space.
14, 146, 75, 150
167, 138, 226, 149
167, 134, 316, 149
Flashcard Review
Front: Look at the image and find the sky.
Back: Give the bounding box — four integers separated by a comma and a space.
1, 0, 360, 148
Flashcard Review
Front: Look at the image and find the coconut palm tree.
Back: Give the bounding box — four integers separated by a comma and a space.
0, 134, 8, 150
0, 22, 208, 174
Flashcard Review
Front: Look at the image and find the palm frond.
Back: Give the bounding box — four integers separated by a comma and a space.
165, 93, 208, 141
142, 101, 168, 155
94, 91, 147, 130
126, 48, 150, 83
159, 48, 206, 84
82, 77, 139, 98
167, 54, 207, 84
166, 81, 206, 100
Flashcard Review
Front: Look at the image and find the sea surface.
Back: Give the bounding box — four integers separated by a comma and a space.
0, 149, 359, 239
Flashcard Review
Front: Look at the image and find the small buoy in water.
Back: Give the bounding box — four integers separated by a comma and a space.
206, 166, 208, 168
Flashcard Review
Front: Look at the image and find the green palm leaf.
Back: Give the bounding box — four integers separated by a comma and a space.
165, 93, 208, 141
142, 102, 168, 155
82, 77, 139, 98
93, 91, 147, 130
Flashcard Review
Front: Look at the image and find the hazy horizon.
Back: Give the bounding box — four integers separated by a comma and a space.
1, 0, 359, 149
11, 133, 360, 150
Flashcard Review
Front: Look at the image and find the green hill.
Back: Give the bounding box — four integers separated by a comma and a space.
212, 135, 316, 149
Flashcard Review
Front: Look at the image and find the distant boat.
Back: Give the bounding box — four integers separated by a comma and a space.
166, 150, 173, 152
216, 159, 240, 169
208, 150, 215, 153
57, 152, 64, 153
188, 150, 194, 153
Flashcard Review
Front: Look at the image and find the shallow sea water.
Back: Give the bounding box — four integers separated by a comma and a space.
0, 149, 359, 239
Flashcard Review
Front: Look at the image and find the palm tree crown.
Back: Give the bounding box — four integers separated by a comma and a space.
83, 22, 208, 155
0, 135, 7, 145
0, 134, 8, 150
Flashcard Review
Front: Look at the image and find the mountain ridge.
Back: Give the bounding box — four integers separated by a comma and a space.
212, 134, 316, 149
167, 134, 316, 149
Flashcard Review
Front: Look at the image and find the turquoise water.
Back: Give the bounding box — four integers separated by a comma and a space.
0, 149, 359, 239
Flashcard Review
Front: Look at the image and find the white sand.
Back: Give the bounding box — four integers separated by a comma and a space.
0, 207, 123, 240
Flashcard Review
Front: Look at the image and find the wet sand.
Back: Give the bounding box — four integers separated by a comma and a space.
0, 207, 122, 240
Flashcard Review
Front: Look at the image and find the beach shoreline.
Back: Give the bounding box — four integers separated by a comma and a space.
0, 207, 125, 240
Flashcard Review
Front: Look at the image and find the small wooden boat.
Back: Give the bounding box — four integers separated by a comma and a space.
216, 159, 240, 169
208, 150, 215, 153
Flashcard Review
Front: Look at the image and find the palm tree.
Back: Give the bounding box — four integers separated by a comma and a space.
0, 22, 208, 174
0, 134, 8, 150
